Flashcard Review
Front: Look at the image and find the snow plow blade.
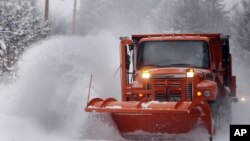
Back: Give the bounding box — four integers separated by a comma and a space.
85, 98, 213, 137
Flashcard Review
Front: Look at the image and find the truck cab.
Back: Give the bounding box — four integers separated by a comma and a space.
120, 34, 236, 104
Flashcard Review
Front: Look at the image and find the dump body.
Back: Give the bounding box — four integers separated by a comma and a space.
85, 33, 237, 140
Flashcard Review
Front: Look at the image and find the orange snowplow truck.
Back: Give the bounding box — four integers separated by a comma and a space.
85, 33, 237, 141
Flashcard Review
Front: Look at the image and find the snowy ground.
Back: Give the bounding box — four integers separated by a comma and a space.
0, 32, 249, 141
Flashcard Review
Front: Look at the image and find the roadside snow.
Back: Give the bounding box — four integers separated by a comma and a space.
0, 32, 123, 141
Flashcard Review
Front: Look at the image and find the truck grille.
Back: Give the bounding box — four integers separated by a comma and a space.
147, 82, 182, 89
155, 94, 166, 102
146, 76, 193, 102
169, 93, 181, 101
155, 93, 181, 102
186, 82, 193, 100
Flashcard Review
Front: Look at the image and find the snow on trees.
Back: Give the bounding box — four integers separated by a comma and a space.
234, 0, 250, 52
77, 0, 158, 35
171, 0, 230, 33
0, 0, 49, 77
77, 0, 231, 35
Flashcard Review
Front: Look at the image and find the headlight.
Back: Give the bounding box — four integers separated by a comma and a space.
240, 97, 246, 102
186, 68, 194, 78
142, 70, 150, 79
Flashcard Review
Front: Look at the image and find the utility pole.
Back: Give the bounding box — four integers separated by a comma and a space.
45, 0, 49, 23
72, 0, 77, 34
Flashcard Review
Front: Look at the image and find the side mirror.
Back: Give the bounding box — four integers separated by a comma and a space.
126, 52, 130, 71
125, 44, 134, 71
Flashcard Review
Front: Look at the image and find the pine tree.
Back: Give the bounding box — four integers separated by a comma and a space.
0, 0, 49, 78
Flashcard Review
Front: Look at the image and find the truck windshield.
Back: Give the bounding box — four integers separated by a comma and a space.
137, 40, 210, 69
